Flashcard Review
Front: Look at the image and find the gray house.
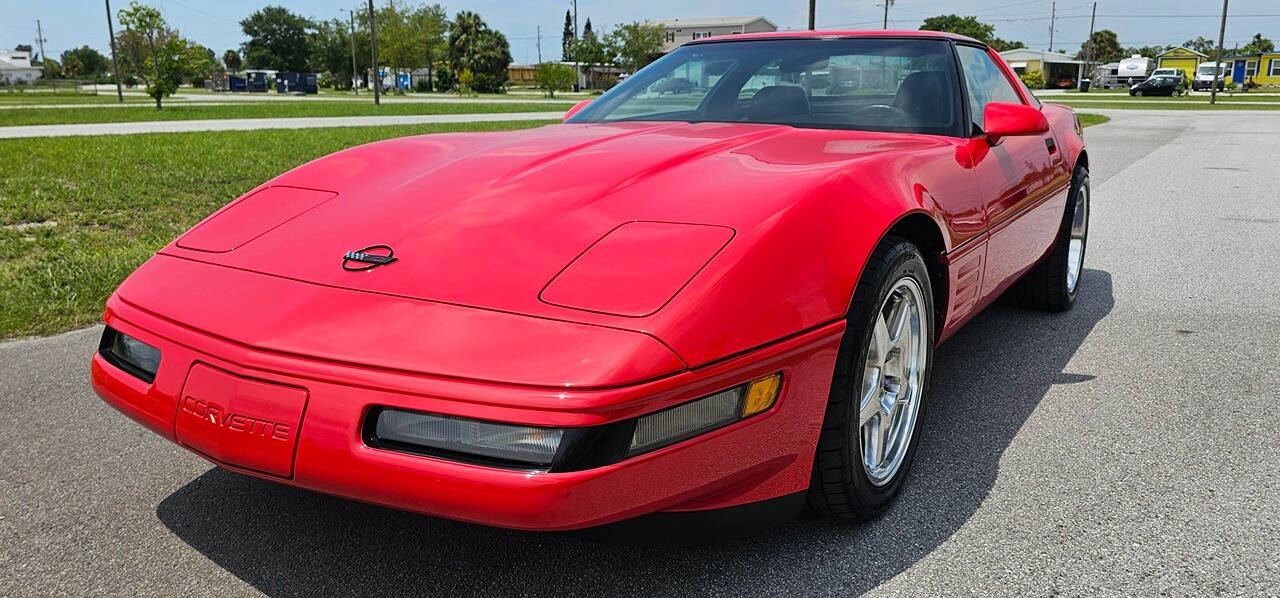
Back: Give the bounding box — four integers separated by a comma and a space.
648, 16, 778, 53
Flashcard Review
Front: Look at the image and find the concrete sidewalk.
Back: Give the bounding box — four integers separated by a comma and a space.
0, 111, 565, 138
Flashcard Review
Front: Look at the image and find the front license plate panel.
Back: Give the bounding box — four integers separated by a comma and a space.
175, 363, 308, 478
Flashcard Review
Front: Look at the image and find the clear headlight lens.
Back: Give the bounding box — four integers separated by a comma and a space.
100, 327, 162, 383
374, 409, 563, 467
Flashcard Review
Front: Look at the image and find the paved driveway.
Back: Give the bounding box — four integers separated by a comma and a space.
2, 110, 1278, 596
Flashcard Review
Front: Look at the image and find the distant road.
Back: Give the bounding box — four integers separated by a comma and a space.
0, 111, 565, 138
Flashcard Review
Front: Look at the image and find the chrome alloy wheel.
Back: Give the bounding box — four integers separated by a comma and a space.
1066, 182, 1089, 294
859, 277, 928, 486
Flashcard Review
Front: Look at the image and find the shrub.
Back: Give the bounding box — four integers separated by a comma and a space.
533, 63, 574, 98
1018, 70, 1045, 90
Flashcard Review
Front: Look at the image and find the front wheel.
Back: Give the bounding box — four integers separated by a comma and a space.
808, 236, 934, 520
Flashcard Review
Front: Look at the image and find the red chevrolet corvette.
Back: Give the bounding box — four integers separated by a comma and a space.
92, 31, 1089, 531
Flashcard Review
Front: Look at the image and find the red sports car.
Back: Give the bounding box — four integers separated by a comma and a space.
92, 31, 1089, 532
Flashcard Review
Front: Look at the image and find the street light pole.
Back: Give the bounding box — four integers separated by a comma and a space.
35, 20, 48, 80
105, 0, 123, 103
367, 0, 380, 105
344, 8, 358, 95
1211, 0, 1228, 105
808, 0, 815, 30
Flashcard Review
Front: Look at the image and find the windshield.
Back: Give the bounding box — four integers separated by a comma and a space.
568, 38, 963, 136
1198, 65, 1222, 76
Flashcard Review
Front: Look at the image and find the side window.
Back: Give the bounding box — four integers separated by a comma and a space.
955, 45, 1023, 132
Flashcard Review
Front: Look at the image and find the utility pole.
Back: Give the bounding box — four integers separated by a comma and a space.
105, 0, 123, 103
1211, 0, 1228, 105
344, 8, 358, 95
35, 20, 48, 80
537, 25, 542, 63
1083, 2, 1096, 89
808, 0, 815, 30
572, 0, 580, 92
367, 0, 380, 105
1048, 2, 1056, 51
882, 0, 892, 29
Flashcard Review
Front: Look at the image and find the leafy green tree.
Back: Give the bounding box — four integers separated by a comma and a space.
379, 2, 448, 91
1241, 33, 1275, 55
309, 18, 353, 89
240, 6, 313, 72
570, 22, 607, 88
1183, 36, 1217, 58
919, 15, 1024, 53
117, 1, 194, 109
1127, 45, 1168, 60
990, 38, 1024, 52
605, 22, 664, 75
562, 10, 574, 61
1075, 30, 1124, 63
60, 46, 110, 79
447, 11, 511, 93
535, 62, 574, 97
223, 49, 242, 74
919, 15, 994, 41
184, 44, 220, 84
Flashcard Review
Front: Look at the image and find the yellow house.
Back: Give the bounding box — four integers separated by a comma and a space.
1155, 47, 1206, 80
1224, 52, 1280, 87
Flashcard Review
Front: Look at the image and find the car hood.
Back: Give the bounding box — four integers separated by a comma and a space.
158, 121, 950, 369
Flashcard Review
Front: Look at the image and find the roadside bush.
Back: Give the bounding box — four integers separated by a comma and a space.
533, 63, 574, 98
414, 78, 431, 92
1018, 70, 1045, 90
435, 66, 457, 93
317, 73, 333, 89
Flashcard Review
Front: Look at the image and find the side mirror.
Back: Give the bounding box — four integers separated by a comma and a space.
563, 99, 592, 122
983, 102, 1049, 144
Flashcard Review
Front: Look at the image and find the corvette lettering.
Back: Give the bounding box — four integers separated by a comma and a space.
180, 396, 291, 441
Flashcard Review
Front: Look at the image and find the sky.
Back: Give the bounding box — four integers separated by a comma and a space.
3, 0, 1279, 65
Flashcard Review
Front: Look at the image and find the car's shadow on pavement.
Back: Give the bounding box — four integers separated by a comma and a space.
157, 270, 1114, 596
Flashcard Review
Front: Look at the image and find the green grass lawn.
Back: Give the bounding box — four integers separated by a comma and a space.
0, 93, 159, 105
1078, 113, 1110, 127
0, 100, 568, 127
1046, 98, 1280, 110
0, 120, 555, 339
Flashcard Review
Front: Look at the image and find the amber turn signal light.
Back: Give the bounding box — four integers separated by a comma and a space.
741, 373, 782, 417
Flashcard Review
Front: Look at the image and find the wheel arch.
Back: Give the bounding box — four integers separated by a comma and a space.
856, 211, 950, 337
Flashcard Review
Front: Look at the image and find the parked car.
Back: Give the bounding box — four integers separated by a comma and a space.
92, 30, 1090, 536
1192, 62, 1226, 91
1131, 76, 1181, 96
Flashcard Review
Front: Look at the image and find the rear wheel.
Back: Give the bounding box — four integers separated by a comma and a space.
808, 236, 934, 520
1010, 166, 1090, 310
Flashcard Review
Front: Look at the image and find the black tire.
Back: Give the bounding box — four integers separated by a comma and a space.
807, 235, 935, 520
1010, 166, 1090, 311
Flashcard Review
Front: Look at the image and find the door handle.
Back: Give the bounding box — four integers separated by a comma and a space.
1044, 137, 1058, 154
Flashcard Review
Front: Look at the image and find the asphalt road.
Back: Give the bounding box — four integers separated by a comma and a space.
2, 110, 1278, 596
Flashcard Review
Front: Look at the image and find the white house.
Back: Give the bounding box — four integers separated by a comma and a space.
0, 50, 42, 84
647, 16, 778, 53
997, 48, 1084, 88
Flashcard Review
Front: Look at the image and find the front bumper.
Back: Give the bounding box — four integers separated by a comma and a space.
92, 295, 842, 531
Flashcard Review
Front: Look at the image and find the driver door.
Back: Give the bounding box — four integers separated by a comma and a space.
955, 45, 1071, 299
